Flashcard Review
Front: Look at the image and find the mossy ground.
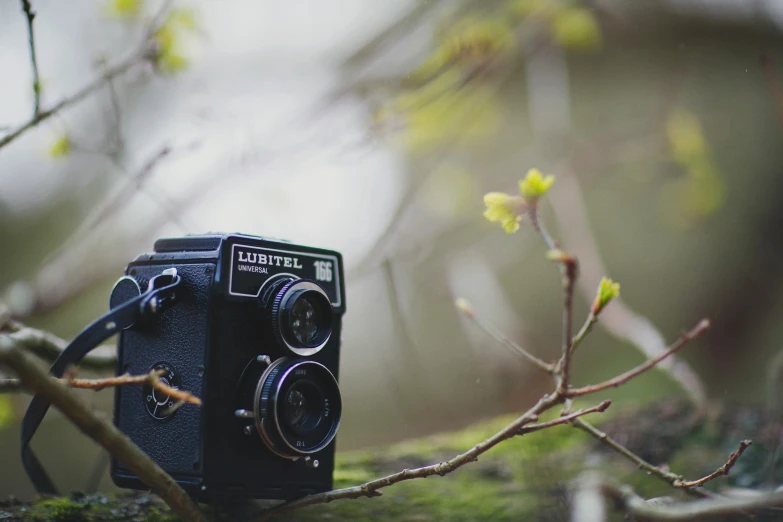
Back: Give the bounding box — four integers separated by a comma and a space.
2, 400, 778, 521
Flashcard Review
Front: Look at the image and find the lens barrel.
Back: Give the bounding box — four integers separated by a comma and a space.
267, 279, 333, 356
253, 358, 342, 458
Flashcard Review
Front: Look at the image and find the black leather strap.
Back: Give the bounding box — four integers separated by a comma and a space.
21, 269, 181, 495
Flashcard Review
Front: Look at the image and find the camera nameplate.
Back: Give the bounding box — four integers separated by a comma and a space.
227, 243, 342, 307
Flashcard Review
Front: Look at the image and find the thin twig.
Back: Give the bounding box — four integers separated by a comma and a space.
20, 0, 41, 116
0, 336, 206, 522
557, 254, 578, 393
1, 370, 202, 404
528, 206, 577, 391
548, 170, 707, 405
527, 205, 558, 251
455, 299, 555, 373
519, 400, 610, 433
1, 324, 116, 370
673, 440, 752, 489
0, 51, 144, 150
570, 313, 597, 358
572, 416, 746, 503
567, 319, 710, 398
571, 417, 689, 487
251, 392, 569, 521
67, 371, 202, 406
0, 0, 174, 151
0, 378, 23, 392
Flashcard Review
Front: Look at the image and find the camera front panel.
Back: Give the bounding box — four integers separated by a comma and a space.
202, 236, 345, 499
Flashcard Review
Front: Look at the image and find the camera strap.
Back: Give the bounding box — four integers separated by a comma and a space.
20, 269, 182, 495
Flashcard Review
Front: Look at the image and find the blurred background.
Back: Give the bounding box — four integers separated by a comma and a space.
2, 0, 783, 501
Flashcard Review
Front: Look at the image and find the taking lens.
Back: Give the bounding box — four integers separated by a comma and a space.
254, 358, 342, 458
281, 379, 323, 435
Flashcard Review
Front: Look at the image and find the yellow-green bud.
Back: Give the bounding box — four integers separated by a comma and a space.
592, 277, 620, 315
519, 168, 555, 202
48, 134, 71, 158
483, 192, 526, 234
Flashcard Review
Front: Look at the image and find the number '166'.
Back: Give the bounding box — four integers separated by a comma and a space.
313, 261, 332, 282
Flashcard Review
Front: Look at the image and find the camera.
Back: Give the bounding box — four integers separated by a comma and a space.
109, 233, 345, 500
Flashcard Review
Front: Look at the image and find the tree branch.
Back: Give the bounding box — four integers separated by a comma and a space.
556, 254, 578, 393
672, 440, 752, 489
0, 336, 206, 522
0, 378, 23, 393
0, 51, 145, 150
567, 319, 710, 398
455, 298, 555, 373
548, 170, 707, 405
67, 370, 202, 406
20, 0, 41, 116
251, 392, 579, 521
0, 370, 202, 408
518, 400, 610, 433
569, 312, 597, 358
2, 321, 116, 370
0, 0, 175, 152
571, 417, 691, 488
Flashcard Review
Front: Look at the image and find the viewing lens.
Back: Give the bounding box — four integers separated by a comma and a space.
290, 295, 320, 346
266, 279, 333, 356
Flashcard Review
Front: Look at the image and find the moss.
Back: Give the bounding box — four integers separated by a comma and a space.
29, 498, 88, 522
8, 401, 775, 521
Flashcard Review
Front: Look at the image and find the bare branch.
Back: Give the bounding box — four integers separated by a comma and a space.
571, 417, 691, 489
557, 253, 578, 392
19, 0, 41, 116
67, 371, 202, 406
527, 205, 558, 251
570, 314, 597, 359
572, 417, 748, 502
1, 370, 202, 408
519, 400, 610, 433
567, 319, 710, 398
0, 0, 175, 152
0, 336, 206, 522
2, 322, 116, 370
548, 171, 707, 405
0, 51, 145, 150
251, 393, 567, 521
673, 440, 752, 489
455, 298, 555, 373
0, 378, 23, 393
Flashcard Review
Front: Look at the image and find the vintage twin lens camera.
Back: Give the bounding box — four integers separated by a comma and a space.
109, 233, 345, 500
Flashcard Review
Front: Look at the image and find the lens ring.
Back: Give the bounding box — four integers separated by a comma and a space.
254, 358, 342, 458
271, 280, 333, 356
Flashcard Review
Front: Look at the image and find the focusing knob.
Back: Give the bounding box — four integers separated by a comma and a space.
143, 362, 180, 421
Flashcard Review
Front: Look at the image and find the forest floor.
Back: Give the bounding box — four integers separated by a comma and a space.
1, 399, 778, 521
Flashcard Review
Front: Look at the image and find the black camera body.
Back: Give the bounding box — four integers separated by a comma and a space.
109, 233, 345, 500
